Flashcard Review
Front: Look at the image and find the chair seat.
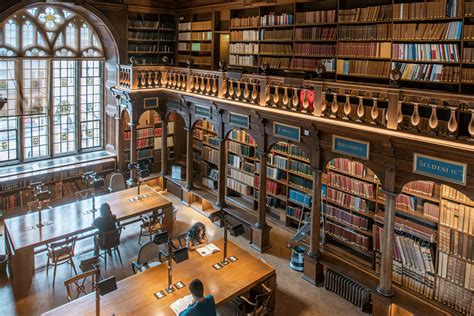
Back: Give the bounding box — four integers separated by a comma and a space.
48, 248, 73, 263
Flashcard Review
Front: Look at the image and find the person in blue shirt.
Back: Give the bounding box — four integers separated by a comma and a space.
180, 279, 216, 316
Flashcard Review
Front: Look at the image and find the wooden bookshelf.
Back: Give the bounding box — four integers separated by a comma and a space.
127, 12, 176, 64
193, 120, 219, 189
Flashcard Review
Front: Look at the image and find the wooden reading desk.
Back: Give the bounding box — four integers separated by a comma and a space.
43, 239, 276, 316
4, 185, 173, 298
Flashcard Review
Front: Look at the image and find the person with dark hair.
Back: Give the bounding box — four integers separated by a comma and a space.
186, 222, 208, 251
92, 203, 118, 256
180, 279, 216, 316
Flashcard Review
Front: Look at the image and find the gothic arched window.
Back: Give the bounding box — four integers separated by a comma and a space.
0, 5, 104, 163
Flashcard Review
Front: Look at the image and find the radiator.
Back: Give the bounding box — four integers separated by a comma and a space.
324, 269, 372, 314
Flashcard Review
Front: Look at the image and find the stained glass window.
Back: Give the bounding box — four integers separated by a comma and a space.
0, 5, 104, 163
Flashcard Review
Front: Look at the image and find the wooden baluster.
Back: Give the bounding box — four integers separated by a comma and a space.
243, 81, 250, 102
228, 80, 234, 99
212, 76, 218, 96
235, 80, 242, 100
447, 107, 458, 136
397, 100, 404, 124
469, 110, 474, 139
292, 88, 299, 112
370, 99, 379, 124
410, 103, 420, 128
356, 96, 365, 122
147, 72, 153, 87
189, 74, 194, 91
272, 86, 280, 107
320, 90, 327, 116
343, 94, 351, 119
282, 87, 289, 109
330, 93, 338, 118
264, 85, 270, 106
302, 90, 310, 113
251, 81, 258, 104
221, 77, 227, 97
206, 76, 211, 95
429, 105, 439, 133
199, 75, 205, 93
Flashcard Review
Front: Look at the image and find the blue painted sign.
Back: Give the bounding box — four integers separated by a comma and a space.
332, 135, 370, 160
195, 104, 211, 118
273, 122, 300, 142
168, 100, 180, 110
413, 153, 467, 186
144, 97, 159, 109
229, 112, 249, 129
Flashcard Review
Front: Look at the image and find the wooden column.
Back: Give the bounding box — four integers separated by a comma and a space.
216, 138, 226, 208
252, 150, 271, 252
161, 117, 168, 176
303, 169, 324, 285
185, 127, 193, 190
377, 190, 397, 297
127, 122, 137, 187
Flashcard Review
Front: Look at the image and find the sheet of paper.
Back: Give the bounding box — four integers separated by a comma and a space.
170, 294, 194, 315
196, 243, 220, 257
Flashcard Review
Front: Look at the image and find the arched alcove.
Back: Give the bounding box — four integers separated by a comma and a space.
323, 157, 381, 264
192, 119, 218, 188
167, 111, 186, 166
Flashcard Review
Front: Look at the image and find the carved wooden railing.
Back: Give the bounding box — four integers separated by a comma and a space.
117, 64, 474, 142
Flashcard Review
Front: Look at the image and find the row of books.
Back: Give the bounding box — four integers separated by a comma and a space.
404, 180, 436, 198
136, 137, 152, 149
338, 24, 391, 41
229, 43, 258, 54
191, 43, 211, 52
202, 147, 219, 165
463, 47, 474, 63
230, 30, 259, 42
328, 158, 373, 180
377, 213, 437, 243
128, 19, 160, 29
178, 32, 212, 41
288, 160, 311, 177
465, 25, 474, 40
227, 141, 255, 157
192, 56, 211, 65
325, 203, 370, 230
394, 62, 460, 82
291, 58, 335, 72
260, 13, 294, 26
289, 174, 312, 191
338, 4, 392, 23
437, 251, 473, 290
441, 185, 473, 206
434, 276, 473, 315
273, 142, 288, 153
228, 168, 254, 187
288, 188, 311, 208
62, 179, 89, 197
439, 225, 473, 261
259, 44, 293, 55
230, 16, 259, 28
260, 57, 291, 69
128, 31, 160, 40
392, 43, 460, 62
393, 22, 462, 40
268, 153, 287, 169
229, 55, 257, 67
267, 166, 286, 181
153, 136, 173, 150
228, 154, 241, 169
286, 205, 307, 221
337, 42, 390, 59
289, 144, 309, 160
202, 176, 217, 190
393, 1, 461, 20
0, 183, 61, 210
423, 202, 440, 221
178, 21, 212, 31
227, 177, 251, 195
462, 68, 474, 83
294, 27, 336, 41
256, 177, 279, 196
329, 172, 376, 199
295, 9, 336, 25
336, 59, 390, 78
266, 196, 284, 210
294, 43, 335, 56
128, 45, 159, 53
439, 200, 473, 234
136, 127, 154, 139
391, 259, 435, 298
396, 193, 417, 213
229, 130, 256, 145
326, 220, 370, 251
137, 148, 152, 159
203, 135, 219, 148
260, 29, 293, 41
326, 187, 369, 214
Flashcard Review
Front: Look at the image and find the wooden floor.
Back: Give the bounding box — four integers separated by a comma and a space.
0, 189, 364, 316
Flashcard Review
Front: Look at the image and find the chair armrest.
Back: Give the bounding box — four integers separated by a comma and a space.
131, 261, 142, 274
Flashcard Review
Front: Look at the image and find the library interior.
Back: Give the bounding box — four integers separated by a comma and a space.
0, 0, 473, 315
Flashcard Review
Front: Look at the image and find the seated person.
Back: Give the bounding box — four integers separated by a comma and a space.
186, 222, 208, 251
92, 203, 118, 255
180, 279, 216, 316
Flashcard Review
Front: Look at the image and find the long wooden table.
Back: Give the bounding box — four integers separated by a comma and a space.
43, 239, 276, 316
4, 185, 173, 298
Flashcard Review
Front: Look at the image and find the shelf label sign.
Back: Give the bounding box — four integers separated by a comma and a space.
332, 135, 370, 160
144, 97, 159, 109
273, 122, 300, 142
413, 153, 467, 186
168, 100, 180, 110
195, 104, 211, 118
229, 112, 249, 129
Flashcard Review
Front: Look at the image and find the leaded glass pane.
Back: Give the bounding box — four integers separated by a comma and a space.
80, 60, 101, 148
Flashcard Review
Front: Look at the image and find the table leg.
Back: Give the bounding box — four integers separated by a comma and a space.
264, 273, 277, 315
162, 205, 174, 234
9, 247, 35, 299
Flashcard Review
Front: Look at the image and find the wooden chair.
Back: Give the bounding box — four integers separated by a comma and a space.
131, 241, 162, 274
96, 226, 123, 270
46, 237, 78, 287
237, 283, 274, 316
158, 232, 187, 262
108, 172, 126, 193
64, 269, 96, 302
138, 210, 164, 244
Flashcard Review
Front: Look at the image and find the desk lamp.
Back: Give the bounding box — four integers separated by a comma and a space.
83, 171, 105, 213
153, 231, 189, 298
29, 181, 50, 228
128, 163, 151, 201
209, 211, 245, 269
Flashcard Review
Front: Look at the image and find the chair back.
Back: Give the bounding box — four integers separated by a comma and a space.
173, 233, 188, 249
47, 237, 77, 263
109, 172, 126, 192
64, 269, 96, 302
137, 241, 160, 266
141, 210, 164, 233
252, 284, 274, 316
98, 227, 122, 250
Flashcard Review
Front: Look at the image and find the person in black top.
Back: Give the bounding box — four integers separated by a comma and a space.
92, 203, 118, 256
186, 222, 208, 251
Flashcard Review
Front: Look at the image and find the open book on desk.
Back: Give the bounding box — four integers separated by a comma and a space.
196, 243, 220, 257
170, 294, 194, 315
